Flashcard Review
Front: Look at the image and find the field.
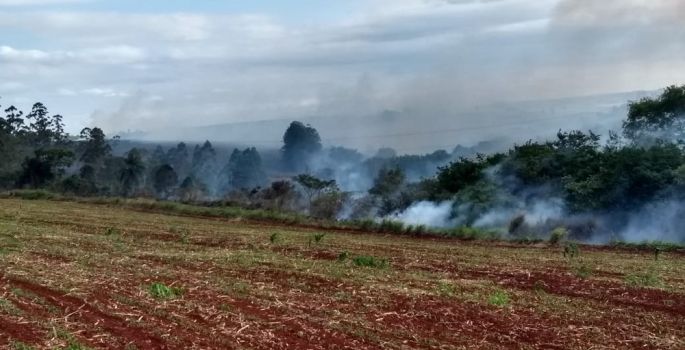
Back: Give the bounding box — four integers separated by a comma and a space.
0, 199, 683, 349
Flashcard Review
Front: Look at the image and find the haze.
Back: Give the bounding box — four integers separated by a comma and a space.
1, 0, 683, 152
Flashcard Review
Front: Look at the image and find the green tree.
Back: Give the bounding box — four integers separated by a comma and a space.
153, 164, 178, 199
623, 85, 685, 142
224, 148, 267, 191
282, 121, 322, 171
17, 149, 74, 188
119, 148, 145, 197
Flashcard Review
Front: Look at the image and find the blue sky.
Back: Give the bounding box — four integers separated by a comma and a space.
0, 0, 683, 146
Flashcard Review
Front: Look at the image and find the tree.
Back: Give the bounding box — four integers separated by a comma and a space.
25, 102, 66, 147
17, 149, 74, 188
153, 164, 178, 199
223, 148, 267, 191
79, 127, 112, 164
166, 142, 191, 178
191, 140, 218, 189
294, 174, 337, 208
178, 176, 208, 202
282, 121, 322, 171
1, 105, 24, 135
623, 85, 685, 143
369, 167, 405, 197
119, 148, 145, 197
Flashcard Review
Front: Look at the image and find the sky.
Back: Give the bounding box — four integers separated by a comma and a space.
0, 0, 683, 148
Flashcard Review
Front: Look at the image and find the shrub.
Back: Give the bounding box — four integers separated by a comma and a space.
549, 227, 568, 245
563, 242, 580, 258
269, 232, 280, 244
353, 255, 388, 268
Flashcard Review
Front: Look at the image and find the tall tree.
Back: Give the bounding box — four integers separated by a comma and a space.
119, 148, 145, 197
224, 147, 267, 191
153, 164, 178, 199
282, 121, 322, 171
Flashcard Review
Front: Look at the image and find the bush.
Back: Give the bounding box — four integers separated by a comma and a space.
549, 227, 568, 245
564, 242, 580, 258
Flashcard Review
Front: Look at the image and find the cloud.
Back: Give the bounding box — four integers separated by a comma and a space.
0, 1, 682, 150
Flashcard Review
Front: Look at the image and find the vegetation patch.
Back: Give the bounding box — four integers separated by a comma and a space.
352, 255, 388, 268
148, 283, 183, 299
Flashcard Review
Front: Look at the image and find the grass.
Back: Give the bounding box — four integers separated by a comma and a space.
352, 255, 389, 268
488, 290, 510, 307
11, 342, 36, 350
148, 283, 183, 299
625, 266, 664, 288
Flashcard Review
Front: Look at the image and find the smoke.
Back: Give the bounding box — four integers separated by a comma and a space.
391, 201, 454, 228
621, 200, 685, 243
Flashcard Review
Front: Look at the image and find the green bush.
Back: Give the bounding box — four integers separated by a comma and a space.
549, 227, 568, 245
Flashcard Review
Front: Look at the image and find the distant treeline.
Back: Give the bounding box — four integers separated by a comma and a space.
2, 85, 685, 242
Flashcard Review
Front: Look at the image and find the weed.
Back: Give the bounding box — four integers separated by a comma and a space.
308, 233, 326, 246
269, 232, 281, 244
436, 281, 457, 297
488, 290, 510, 307
563, 242, 580, 259
337, 251, 349, 262
625, 267, 664, 288
353, 255, 388, 268
148, 283, 183, 299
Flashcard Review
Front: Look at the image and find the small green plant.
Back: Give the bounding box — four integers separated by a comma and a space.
436, 281, 457, 297
308, 233, 326, 246
148, 283, 182, 299
549, 227, 567, 245
170, 226, 191, 243
488, 290, 510, 307
563, 242, 580, 258
269, 232, 281, 244
353, 255, 388, 268
625, 267, 664, 288
337, 251, 349, 262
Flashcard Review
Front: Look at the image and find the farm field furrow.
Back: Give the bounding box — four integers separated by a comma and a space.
0, 198, 683, 349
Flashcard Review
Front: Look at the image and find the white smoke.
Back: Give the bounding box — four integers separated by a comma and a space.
391, 201, 454, 228
621, 200, 685, 243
